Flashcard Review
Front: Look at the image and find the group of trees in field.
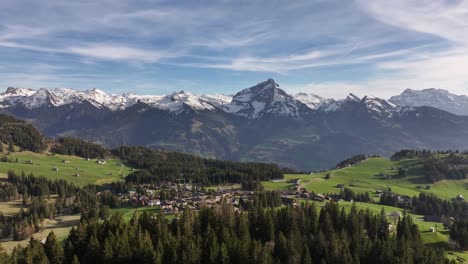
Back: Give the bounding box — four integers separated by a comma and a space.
51, 137, 108, 159
1, 202, 454, 264
391, 149, 443, 161
115, 146, 284, 186
338, 187, 372, 202
422, 156, 468, 183
450, 220, 468, 250
335, 154, 368, 169
413, 193, 467, 219
391, 150, 468, 183
0, 171, 123, 242
0, 114, 47, 153
0, 197, 54, 241
379, 191, 467, 220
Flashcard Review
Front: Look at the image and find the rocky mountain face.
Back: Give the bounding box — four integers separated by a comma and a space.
389, 88, 468, 116
223, 79, 312, 119
2, 80, 468, 170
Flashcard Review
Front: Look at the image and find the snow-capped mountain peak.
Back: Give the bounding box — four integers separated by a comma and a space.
226, 79, 308, 119
292, 92, 331, 110
0, 86, 224, 112
4, 87, 36, 96
346, 93, 360, 102
361, 95, 398, 116
389, 88, 468, 116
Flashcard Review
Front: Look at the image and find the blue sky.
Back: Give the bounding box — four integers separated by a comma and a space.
0, 0, 467, 98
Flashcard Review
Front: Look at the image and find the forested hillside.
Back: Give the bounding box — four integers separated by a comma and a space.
0, 114, 47, 152
113, 146, 284, 186
51, 137, 108, 159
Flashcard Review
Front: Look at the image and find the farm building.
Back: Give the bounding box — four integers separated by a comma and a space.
387, 211, 402, 218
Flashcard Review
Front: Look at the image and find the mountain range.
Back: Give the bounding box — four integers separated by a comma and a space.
2, 79, 468, 170
389, 88, 468, 116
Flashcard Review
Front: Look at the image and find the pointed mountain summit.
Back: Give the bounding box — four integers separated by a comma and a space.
226, 79, 310, 119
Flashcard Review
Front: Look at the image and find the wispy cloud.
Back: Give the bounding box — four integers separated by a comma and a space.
0, 0, 467, 97
0, 40, 176, 63
67, 44, 178, 62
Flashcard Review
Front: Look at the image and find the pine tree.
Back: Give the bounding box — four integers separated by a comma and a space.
44, 231, 62, 264
8, 142, 14, 153
63, 239, 75, 264
99, 205, 110, 220
0, 244, 10, 264
302, 246, 313, 264
71, 255, 80, 264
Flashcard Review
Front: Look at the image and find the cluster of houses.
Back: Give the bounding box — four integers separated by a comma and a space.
117, 178, 339, 215
277, 178, 340, 204
120, 183, 256, 214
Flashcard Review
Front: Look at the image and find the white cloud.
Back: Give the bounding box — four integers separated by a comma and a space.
67, 44, 176, 62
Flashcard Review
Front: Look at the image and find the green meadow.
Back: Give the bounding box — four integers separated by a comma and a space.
0, 150, 134, 186
263, 157, 467, 201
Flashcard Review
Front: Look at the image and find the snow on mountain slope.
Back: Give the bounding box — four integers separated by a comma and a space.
317, 93, 399, 117
362, 96, 398, 117
293, 92, 332, 110
317, 93, 360, 112
389, 88, 468, 116
5, 82, 453, 118
127, 91, 231, 113
0, 86, 232, 113
226, 79, 308, 119
0, 87, 36, 108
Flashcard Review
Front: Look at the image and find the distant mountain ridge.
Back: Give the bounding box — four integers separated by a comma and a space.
389, 88, 468, 116
0, 79, 402, 118
2, 80, 468, 170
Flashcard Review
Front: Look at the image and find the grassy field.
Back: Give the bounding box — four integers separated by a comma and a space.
110, 205, 176, 222
263, 157, 468, 200
0, 150, 134, 186
0, 200, 27, 216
